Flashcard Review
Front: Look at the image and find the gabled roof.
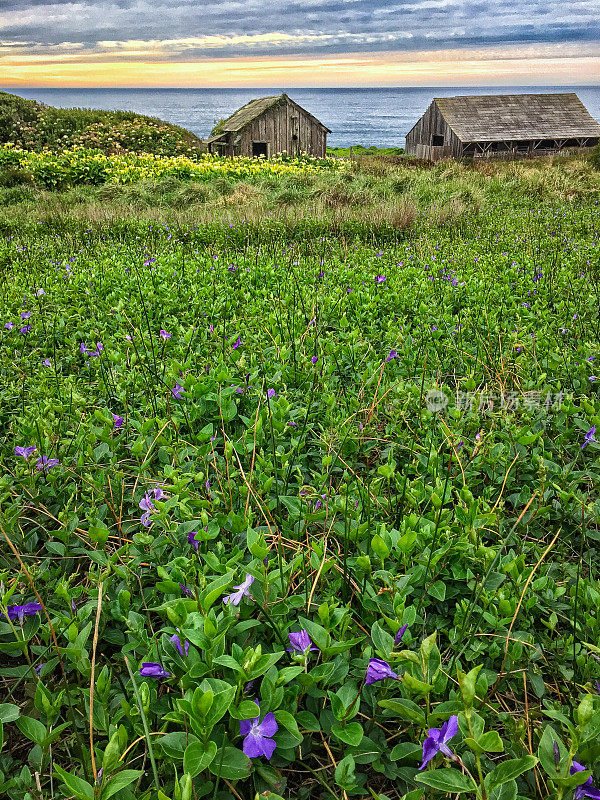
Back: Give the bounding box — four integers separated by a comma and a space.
432, 93, 600, 143
213, 93, 331, 135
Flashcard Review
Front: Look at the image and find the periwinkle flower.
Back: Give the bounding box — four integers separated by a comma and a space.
20, 325, 32, 334
419, 716, 459, 770
80, 342, 88, 354
4, 321, 14, 330
112, 413, 124, 429
223, 574, 255, 606
288, 630, 319, 655
267, 388, 278, 399
21, 311, 32, 320
386, 350, 398, 362
240, 701, 278, 759
311, 355, 318, 365
171, 383, 183, 400
187, 530, 200, 551
36, 288, 45, 297
169, 632, 190, 657
15, 445, 36, 459
233, 336, 242, 350
36, 456, 60, 472
365, 657, 399, 685
159, 329, 171, 340
570, 762, 600, 799
6, 602, 43, 623
42, 358, 51, 367
394, 624, 408, 646
139, 662, 171, 678
179, 583, 193, 598
375, 275, 386, 284
34, 663, 45, 675
582, 426, 596, 450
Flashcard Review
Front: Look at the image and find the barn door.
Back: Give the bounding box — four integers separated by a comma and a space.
291, 116, 299, 155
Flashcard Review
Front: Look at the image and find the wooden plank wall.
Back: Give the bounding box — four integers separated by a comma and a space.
406, 101, 462, 157
238, 98, 326, 157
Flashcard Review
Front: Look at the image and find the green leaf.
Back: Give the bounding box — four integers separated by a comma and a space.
202, 684, 236, 729
489, 779, 517, 800
415, 768, 478, 794
428, 581, 446, 602
198, 572, 234, 612
158, 731, 197, 759
486, 756, 538, 792
331, 721, 364, 746
16, 716, 46, 746
208, 746, 251, 780
274, 710, 301, 738
100, 770, 143, 800
402, 672, 433, 695
183, 740, 217, 777
0, 703, 20, 723
371, 620, 394, 656
334, 754, 357, 791
379, 698, 427, 726
296, 711, 320, 732
537, 725, 568, 778
54, 764, 95, 800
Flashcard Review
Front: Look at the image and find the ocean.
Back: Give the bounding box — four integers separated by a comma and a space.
3, 86, 600, 148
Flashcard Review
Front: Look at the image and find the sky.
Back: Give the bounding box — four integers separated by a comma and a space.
0, 0, 599, 87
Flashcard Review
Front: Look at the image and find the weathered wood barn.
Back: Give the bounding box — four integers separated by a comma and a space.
206, 94, 331, 158
405, 93, 600, 161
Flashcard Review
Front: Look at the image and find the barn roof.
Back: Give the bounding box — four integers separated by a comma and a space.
433, 93, 600, 143
213, 93, 331, 135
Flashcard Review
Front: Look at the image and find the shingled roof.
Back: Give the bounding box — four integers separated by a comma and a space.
212, 93, 331, 136
433, 93, 600, 143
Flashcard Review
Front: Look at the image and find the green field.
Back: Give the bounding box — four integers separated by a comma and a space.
1, 145, 600, 800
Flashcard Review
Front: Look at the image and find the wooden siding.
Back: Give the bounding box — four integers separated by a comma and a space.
209, 96, 327, 158
405, 101, 463, 158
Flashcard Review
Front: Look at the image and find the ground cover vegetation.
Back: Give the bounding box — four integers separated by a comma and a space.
1, 140, 600, 800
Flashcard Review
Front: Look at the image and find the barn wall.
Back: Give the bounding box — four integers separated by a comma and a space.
406, 101, 462, 157
238, 98, 327, 157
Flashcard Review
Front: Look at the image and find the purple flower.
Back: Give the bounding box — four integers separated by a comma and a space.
139, 662, 172, 678
4, 321, 14, 330
112, 413, 124, 429
171, 383, 183, 400
179, 583, 193, 598
571, 762, 600, 799
288, 630, 319, 655
267, 388, 278, 399
36, 288, 45, 297
20, 325, 32, 334
582, 426, 596, 450
21, 311, 32, 320
311, 356, 318, 365
15, 445, 36, 459
80, 342, 88, 354
590, 376, 597, 383
6, 602, 43, 623
35, 663, 45, 675
394, 624, 408, 646
233, 335, 242, 350
419, 716, 459, 770
36, 456, 60, 472
375, 276, 386, 284
386, 350, 398, 362
159, 329, 171, 340
240, 702, 278, 759
365, 657, 399, 685
187, 530, 200, 551
169, 633, 190, 657
42, 358, 51, 367
223, 574, 255, 606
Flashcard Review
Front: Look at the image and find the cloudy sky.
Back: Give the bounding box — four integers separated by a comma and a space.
0, 0, 599, 86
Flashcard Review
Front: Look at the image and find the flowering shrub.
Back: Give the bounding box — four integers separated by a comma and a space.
1, 145, 348, 188
1, 187, 600, 799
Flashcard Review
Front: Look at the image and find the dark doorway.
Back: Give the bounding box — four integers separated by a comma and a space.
432, 135, 444, 146
252, 142, 268, 157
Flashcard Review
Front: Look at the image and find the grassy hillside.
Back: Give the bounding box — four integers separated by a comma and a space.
0, 90, 204, 156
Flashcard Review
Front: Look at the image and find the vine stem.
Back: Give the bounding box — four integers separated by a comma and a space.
123, 656, 160, 794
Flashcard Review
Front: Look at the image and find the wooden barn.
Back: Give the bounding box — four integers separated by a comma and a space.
206, 93, 331, 158
405, 93, 600, 161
